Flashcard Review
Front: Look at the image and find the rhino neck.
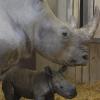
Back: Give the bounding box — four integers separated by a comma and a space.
33, 72, 52, 96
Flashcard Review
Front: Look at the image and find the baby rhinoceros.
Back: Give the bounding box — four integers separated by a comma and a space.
2, 66, 77, 100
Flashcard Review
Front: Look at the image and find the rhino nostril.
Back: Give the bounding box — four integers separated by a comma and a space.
60, 86, 63, 89
62, 32, 68, 37
82, 55, 88, 60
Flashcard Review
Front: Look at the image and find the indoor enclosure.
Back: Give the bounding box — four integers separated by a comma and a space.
0, 0, 100, 100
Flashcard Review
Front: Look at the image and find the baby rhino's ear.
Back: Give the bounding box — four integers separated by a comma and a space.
44, 66, 53, 77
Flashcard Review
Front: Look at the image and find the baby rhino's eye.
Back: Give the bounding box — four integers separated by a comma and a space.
60, 86, 64, 89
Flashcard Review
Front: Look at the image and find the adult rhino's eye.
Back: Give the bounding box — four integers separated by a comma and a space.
62, 32, 68, 37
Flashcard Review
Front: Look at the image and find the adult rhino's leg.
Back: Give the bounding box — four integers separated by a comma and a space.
45, 93, 54, 100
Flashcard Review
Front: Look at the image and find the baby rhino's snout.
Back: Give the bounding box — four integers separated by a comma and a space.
68, 86, 77, 99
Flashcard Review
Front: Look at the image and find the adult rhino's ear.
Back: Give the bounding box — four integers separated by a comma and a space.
44, 66, 53, 77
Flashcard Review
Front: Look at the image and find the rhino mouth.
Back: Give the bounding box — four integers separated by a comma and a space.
63, 60, 88, 66
68, 61, 88, 66
58, 91, 77, 99
67, 93, 77, 99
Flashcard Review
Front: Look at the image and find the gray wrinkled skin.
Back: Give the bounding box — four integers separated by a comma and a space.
2, 66, 77, 100
0, 0, 99, 75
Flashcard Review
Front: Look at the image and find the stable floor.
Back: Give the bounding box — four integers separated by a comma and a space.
0, 82, 100, 100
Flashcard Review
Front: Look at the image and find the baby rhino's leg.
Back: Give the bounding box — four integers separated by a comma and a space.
13, 94, 21, 100
45, 93, 54, 100
2, 80, 15, 100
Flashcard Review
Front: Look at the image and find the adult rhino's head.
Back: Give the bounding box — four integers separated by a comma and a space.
33, 0, 100, 66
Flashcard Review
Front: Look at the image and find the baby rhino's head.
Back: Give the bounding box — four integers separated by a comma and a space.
45, 67, 77, 99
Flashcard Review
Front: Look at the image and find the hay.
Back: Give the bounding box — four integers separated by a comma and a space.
0, 82, 100, 100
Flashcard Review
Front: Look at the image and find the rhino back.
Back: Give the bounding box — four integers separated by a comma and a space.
3, 67, 39, 98
0, 5, 31, 77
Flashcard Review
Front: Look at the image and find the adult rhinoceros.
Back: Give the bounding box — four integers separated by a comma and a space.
0, 0, 99, 76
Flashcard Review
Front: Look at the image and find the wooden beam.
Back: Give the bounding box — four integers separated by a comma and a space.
82, 0, 94, 84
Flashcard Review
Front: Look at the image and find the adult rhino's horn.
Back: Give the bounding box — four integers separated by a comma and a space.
76, 7, 100, 41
